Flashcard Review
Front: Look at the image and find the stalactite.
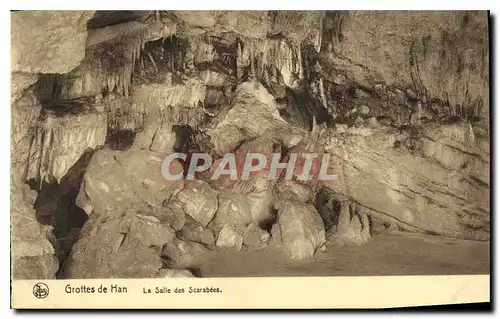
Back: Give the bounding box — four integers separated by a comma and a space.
237, 40, 243, 80
319, 78, 328, 110
315, 18, 323, 53
250, 41, 256, 79
298, 44, 304, 81
26, 111, 107, 184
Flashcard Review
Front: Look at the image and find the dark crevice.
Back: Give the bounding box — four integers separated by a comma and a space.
105, 129, 136, 151
31, 150, 95, 279
172, 125, 196, 153
259, 208, 278, 233
186, 267, 203, 278
86, 11, 144, 30
314, 189, 341, 232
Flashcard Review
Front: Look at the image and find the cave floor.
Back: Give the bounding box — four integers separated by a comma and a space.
196, 232, 490, 277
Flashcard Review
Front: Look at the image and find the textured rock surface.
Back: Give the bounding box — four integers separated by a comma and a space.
132, 108, 178, 152
157, 268, 195, 278
77, 149, 183, 216
11, 178, 58, 279
275, 180, 314, 204
328, 200, 371, 245
158, 200, 186, 231
216, 225, 244, 251
277, 202, 326, 259
62, 212, 174, 278
206, 82, 302, 154
327, 12, 489, 116
11, 11, 94, 74
174, 180, 218, 227
10, 11, 490, 279
11, 87, 42, 179
243, 223, 270, 248
26, 109, 107, 183
178, 215, 216, 246
210, 194, 253, 233
11, 72, 39, 103
161, 238, 208, 269
324, 121, 490, 240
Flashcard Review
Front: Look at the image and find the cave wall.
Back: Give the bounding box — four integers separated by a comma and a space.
322, 11, 489, 122
10, 10, 490, 279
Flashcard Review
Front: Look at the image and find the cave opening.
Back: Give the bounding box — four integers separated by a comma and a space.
133, 35, 189, 84
172, 125, 197, 153
29, 150, 94, 278
314, 188, 342, 232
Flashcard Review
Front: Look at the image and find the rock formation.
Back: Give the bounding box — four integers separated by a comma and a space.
10, 10, 490, 279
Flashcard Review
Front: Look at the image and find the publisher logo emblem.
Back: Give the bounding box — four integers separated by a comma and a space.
33, 283, 49, 299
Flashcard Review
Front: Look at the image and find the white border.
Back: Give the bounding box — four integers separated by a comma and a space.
2, 2, 498, 317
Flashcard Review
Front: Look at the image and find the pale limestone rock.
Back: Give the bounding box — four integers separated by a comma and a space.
62, 212, 169, 279
11, 72, 39, 103
157, 268, 195, 278
270, 11, 324, 43
325, 122, 490, 240
9, 12, 491, 274
210, 194, 253, 233
13, 255, 59, 280
325, 11, 489, 120
129, 78, 207, 128
132, 115, 177, 152
11, 178, 58, 279
10, 88, 42, 179
149, 122, 177, 152
199, 70, 232, 87
359, 105, 371, 115
11, 11, 94, 74
104, 93, 144, 133
26, 110, 107, 184
132, 77, 206, 112
217, 11, 269, 39
129, 214, 176, 247
236, 39, 303, 87
158, 200, 186, 231
330, 201, 371, 245
243, 223, 270, 248
174, 11, 218, 28
366, 117, 378, 128
206, 82, 293, 155
347, 125, 374, 137
78, 149, 184, 217
161, 238, 208, 269
178, 215, 215, 246
270, 223, 282, 246
175, 180, 218, 227
246, 189, 276, 226
189, 41, 216, 65
277, 202, 326, 260
216, 225, 244, 251
274, 180, 314, 203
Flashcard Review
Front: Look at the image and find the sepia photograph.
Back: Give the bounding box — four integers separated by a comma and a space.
9, 9, 491, 309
